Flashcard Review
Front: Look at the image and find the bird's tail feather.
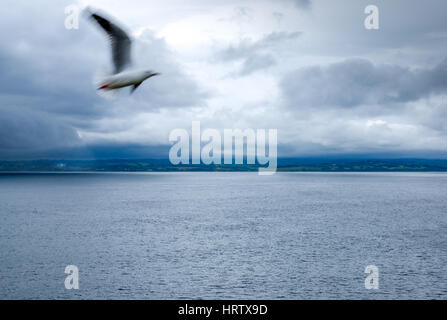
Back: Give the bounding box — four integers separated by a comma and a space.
93, 67, 119, 99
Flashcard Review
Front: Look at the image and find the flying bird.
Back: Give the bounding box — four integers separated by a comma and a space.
86, 9, 159, 94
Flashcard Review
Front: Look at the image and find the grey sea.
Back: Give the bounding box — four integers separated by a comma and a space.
0, 172, 446, 299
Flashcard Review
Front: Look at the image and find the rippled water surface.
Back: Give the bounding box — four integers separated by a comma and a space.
0, 172, 446, 299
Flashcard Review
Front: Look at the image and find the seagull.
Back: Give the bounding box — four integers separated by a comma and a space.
86, 9, 160, 94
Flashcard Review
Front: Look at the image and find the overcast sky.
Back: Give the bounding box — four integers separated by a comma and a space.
1, 0, 447, 159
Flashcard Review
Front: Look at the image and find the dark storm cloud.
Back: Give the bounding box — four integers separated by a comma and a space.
281, 58, 447, 108
218, 31, 301, 76
0, 1, 102, 157
0, 108, 81, 159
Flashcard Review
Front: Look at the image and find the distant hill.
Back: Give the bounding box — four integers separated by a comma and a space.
1, 158, 447, 172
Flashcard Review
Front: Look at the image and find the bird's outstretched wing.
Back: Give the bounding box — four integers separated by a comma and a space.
89, 12, 132, 74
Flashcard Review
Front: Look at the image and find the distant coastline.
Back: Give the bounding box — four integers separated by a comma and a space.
1, 158, 447, 172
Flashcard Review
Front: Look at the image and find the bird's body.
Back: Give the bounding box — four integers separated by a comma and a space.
98, 69, 159, 91
86, 9, 159, 94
